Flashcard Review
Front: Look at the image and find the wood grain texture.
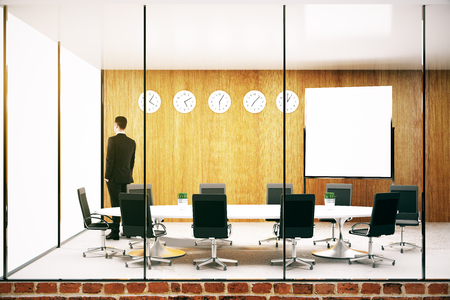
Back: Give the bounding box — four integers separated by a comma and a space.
102, 69, 448, 222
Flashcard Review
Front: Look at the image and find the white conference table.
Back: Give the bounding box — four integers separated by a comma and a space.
96, 204, 372, 259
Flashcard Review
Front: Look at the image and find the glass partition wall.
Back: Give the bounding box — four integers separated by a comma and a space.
2, 2, 447, 281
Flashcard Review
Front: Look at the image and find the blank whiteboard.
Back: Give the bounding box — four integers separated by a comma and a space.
305, 86, 392, 178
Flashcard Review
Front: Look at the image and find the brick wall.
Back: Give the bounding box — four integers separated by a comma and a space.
0, 281, 449, 300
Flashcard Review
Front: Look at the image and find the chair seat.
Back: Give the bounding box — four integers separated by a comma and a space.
349, 228, 370, 236
318, 218, 337, 223
396, 219, 419, 226
87, 222, 109, 230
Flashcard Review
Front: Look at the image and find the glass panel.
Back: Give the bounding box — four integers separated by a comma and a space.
142, 4, 284, 279
425, 4, 450, 279
6, 11, 58, 274
286, 4, 423, 279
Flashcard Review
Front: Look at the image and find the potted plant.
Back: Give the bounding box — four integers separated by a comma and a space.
177, 192, 188, 206
324, 192, 335, 209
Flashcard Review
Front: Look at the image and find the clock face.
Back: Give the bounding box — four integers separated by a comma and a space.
173, 90, 196, 113
276, 90, 299, 113
243, 90, 266, 114
138, 90, 161, 113
209, 90, 231, 113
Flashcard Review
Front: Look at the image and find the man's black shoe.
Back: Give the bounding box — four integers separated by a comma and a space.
106, 232, 120, 240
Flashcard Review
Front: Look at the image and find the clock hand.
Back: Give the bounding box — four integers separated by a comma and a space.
219, 95, 224, 107
184, 97, 192, 106
287, 95, 292, 102
251, 96, 260, 107
149, 94, 155, 105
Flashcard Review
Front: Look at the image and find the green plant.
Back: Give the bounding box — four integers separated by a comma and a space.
177, 192, 188, 199
325, 192, 335, 199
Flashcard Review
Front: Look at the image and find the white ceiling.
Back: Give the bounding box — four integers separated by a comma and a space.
2, 1, 450, 70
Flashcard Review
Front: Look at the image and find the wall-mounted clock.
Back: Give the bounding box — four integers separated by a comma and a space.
138, 90, 161, 113
208, 90, 231, 114
243, 90, 266, 114
173, 90, 196, 113
276, 90, 299, 113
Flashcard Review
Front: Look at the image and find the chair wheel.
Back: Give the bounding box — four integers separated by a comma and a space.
312, 261, 316, 265
194, 242, 198, 246
196, 265, 200, 270
310, 265, 313, 270
123, 250, 126, 255
372, 263, 376, 268
230, 241, 232, 246
224, 266, 227, 271
275, 243, 278, 248
381, 246, 384, 250
193, 262, 196, 265
313, 241, 316, 245
125, 263, 129, 268
83, 253, 86, 257
129, 245, 133, 249
327, 243, 330, 249
400, 249, 403, 253
235, 262, 238, 266
259, 241, 261, 245
348, 260, 352, 265
348, 243, 351, 247
392, 261, 395, 265
270, 262, 273, 266
105, 254, 108, 259
169, 262, 172, 266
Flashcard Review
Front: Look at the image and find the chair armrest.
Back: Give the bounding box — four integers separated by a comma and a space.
84, 216, 109, 228
273, 223, 280, 236
227, 223, 233, 236
349, 222, 370, 234
91, 213, 114, 223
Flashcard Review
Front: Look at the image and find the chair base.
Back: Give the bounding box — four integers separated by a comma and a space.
382, 241, 422, 253
270, 257, 315, 270
125, 255, 172, 269
193, 257, 238, 271
349, 254, 395, 268
195, 238, 232, 246
258, 236, 293, 247
83, 246, 126, 258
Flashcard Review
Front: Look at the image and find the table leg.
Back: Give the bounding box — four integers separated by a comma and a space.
312, 217, 367, 259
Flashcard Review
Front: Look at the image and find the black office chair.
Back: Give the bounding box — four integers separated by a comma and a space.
195, 183, 231, 246
77, 187, 125, 258
348, 192, 400, 268
270, 194, 316, 270
313, 183, 352, 248
381, 185, 422, 253
119, 192, 171, 269
258, 183, 293, 247
192, 194, 238, 271
126, 183, 164, 249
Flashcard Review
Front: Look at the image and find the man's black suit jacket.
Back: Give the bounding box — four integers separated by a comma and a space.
105, 133, 136, 183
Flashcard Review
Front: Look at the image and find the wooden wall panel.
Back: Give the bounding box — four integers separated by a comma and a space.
102, 69, 449, 222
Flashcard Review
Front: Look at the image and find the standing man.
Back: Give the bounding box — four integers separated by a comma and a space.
105, 116, 136, 240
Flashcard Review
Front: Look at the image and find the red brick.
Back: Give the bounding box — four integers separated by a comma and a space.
0, 283, 12, 294
227, 283, 249, 294
325, 298, 370, 300
204, 282, 225, 293
383, 283, 402, 294
105, 283, 125, 294
293, 283, 313, 295
36, 283, 57, 294
252, 283, 272, 294
405, 283, 425, 294
122, 297, 165, 300
361, 283, 381, 294
315, 283, 335, 294
337, 283, 359, 294
148, 282, 169, 294
220, 297, 265, 300
270, 297, 317, 300
127, 283, 147, 294
14, 282, 34, 293
82, 283, 103, 294
274, 283, 291, 294
428, 283, 449, 295
60, 283, 81, 293
182, 283, 203, 294
171, 283, 181, 293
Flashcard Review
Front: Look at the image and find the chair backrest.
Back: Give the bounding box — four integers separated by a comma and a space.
266, 183, 293, 205
126, 183, 154, 205
77, 187, 91, 228
368, 192, 400, 237
199, 183, 226, 194
326, 183, 352, 206
280, 194, 315, 239
192, 194, 228, 239
389, 185, 419, 220
119, 192, 154, 238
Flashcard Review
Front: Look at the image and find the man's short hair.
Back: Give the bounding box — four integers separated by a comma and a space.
115, 116, 127, 130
